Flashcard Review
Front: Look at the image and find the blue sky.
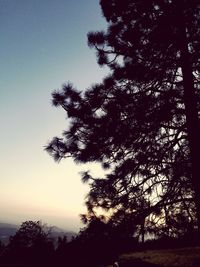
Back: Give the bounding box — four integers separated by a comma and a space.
0, 0, 108, 231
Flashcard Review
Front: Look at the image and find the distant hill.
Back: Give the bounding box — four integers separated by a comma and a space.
0, 223, 18, 244
0, 222, 77, 245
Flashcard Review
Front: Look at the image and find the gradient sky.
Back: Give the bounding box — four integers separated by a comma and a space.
0, 0, 108, 231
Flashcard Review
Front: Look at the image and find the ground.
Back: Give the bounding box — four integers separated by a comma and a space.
119, 247, 200, 267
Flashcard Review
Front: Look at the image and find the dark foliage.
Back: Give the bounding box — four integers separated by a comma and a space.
46, 0, 200, 240
0, 221, 199, 267
55, 216, 138, 267
0, 221, 55, 266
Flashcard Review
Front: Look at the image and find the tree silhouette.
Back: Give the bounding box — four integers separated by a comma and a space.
9, 221, 48, 248
6, 221, 54, 265
46, 0, 200, 237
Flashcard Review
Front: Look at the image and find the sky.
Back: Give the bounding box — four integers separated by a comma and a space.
0, 0, 108, 232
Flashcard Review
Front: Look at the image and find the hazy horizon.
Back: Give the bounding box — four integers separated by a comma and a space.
0, 218, 78, 233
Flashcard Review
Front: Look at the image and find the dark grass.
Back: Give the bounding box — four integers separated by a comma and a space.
119, 247, 200, 267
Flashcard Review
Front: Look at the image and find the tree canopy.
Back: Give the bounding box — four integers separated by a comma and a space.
9, 221, 49, 249
3, 221, 54, 265
46, 0, 200, 238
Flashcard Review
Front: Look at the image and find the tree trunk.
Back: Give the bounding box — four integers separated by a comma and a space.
178, 7, 200, 236
141, 219, 145, 244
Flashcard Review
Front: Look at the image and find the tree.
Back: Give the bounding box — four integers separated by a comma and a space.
9, 221, 49, 248
46, 0, 200, 237
7, 221, 54, 265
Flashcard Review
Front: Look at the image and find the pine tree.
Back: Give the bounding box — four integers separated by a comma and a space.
46, 0, 200, 236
